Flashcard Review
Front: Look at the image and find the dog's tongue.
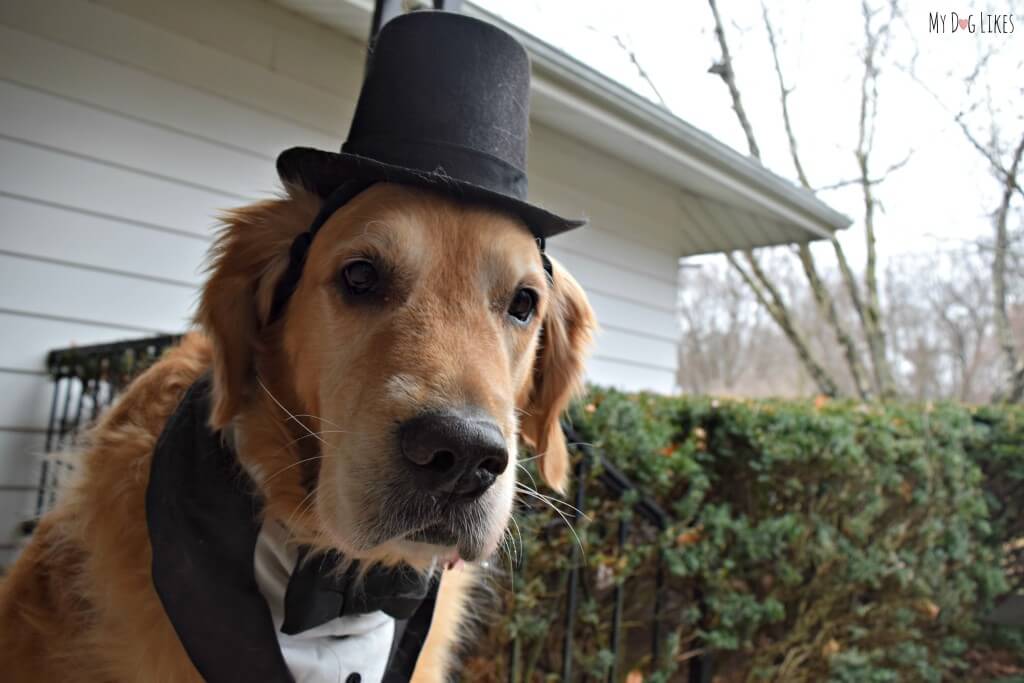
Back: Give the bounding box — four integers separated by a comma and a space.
445, 555, 463, 571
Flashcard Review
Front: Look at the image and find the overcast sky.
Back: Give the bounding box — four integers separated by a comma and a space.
477, 0, 1023, 270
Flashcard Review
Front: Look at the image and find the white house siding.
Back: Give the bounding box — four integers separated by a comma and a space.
0, 0, 682, 558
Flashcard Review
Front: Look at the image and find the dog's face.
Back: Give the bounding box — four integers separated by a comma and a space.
198, 183, 594, 567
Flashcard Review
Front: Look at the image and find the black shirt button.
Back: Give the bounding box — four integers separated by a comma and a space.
346, 674, 361, 683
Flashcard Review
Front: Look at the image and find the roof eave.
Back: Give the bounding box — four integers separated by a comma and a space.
464, 3, 852, 237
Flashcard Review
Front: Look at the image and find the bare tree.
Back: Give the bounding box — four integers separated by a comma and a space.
992, 134, 1024, 401
678, 259, 821, 397
704, 0, 906, 400
682, 239, 1012, 403
886, 246, 1004, 403
900, 28, 1024, 401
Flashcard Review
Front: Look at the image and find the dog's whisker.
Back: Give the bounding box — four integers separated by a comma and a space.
500, 530, 516, 584
257, 377, 328, 446
516, 462, 541, 492
514, 483, 590, 520
514, 487, 586, 561
288, 414, 348, 431
499, 529, 515, 590
503, 528, 516, 569
285, 482, 322, 532
504, 521, 520, 566
508, 514, 524, 564
263, 453, 338, 486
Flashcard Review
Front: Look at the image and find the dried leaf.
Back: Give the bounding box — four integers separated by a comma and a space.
915, 599, 941, 620
676, 527, 703, 546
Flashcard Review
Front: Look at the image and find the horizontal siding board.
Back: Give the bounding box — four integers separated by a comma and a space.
0, 254, 196, 333
0, 195, 209, 286
0, 429, 46, 488
0, 27, 338, 156
0, 311, 146, 372
550, 247, 676, 311
0, 491, 35, 554
0, 80, 279, 198
0, 138, 235, 237
586, 290, 677, 340
94, 0, 369, 98
0, 0, 354, 135
549, 228, 679, 287
593, 327, 676, 372
0, 371, 54, 431
586, 356, 676, 394
93, 0, 278, 69
0, 429, 46, 558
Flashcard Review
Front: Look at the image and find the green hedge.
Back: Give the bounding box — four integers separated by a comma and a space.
470, 390, 1024, 682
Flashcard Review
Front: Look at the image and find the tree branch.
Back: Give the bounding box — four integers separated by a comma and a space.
761, 2, 809, 188
761, 2, 872, 399
855, 0, 900, 399
813, 154, 912, 192
795, 244, 872, 399
726, 252, 840, 397
707, 0, 762, 160
610, 34, 670, 109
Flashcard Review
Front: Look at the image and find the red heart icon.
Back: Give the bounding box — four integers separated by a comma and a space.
958, 17, 969, 29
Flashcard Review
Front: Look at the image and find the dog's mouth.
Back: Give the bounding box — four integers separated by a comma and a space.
407, 522, 458, 546
363, 485, 497, 561
402, 499, 492, 561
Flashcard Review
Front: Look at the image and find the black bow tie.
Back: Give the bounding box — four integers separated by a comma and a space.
282, 548, 433, 635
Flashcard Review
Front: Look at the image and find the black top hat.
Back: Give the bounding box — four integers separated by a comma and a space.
276, 11, 584, 238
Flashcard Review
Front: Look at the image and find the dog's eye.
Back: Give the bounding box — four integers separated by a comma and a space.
341, 260, 378, 295
508, 288, 537, 323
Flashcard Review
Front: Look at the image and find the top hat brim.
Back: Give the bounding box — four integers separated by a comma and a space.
277, 147, 585, 240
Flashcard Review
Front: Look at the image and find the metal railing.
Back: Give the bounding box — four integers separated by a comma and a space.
29, 336, 181, 525
506, 429, 710, 683
9, 335, 708, 681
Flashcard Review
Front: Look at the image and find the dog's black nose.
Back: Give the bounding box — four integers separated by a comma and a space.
399, 411, 508, 499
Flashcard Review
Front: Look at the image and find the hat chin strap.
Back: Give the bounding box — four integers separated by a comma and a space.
269, 180, 375, 323
268, 181, 553, 323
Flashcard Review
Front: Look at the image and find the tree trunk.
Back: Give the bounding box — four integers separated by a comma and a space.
992, 132, 1024, 402
796, 244, 872, 399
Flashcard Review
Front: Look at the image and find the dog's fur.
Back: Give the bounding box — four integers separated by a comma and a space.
0, 183, 595, 681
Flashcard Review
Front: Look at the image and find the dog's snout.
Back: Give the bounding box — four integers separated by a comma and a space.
399, 412, 508, 499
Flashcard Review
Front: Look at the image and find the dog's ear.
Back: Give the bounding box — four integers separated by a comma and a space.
520, 257, 596, 494
195, 186, 319, 428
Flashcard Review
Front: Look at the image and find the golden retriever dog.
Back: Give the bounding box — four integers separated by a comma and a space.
0, 182, 595, 681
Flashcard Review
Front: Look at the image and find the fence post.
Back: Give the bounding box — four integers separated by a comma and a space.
561, 454, 588, 681
608, 517, 629, 682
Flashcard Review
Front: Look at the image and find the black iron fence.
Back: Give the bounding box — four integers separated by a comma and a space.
24, 336, 181, 529
5, 335, 707, 681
